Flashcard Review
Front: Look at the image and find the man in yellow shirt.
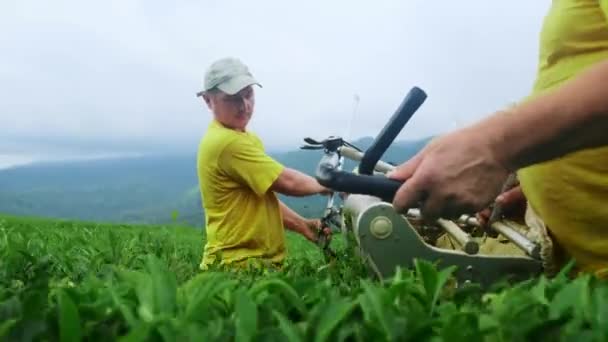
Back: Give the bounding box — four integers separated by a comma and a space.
388, 0, 608, 277
196, 57, 331, 270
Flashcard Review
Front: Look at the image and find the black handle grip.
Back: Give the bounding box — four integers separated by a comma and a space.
359, 86, 427, 175
315, 152, 403, 202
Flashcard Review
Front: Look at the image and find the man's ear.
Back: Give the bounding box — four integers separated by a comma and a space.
202, 93, 213, 109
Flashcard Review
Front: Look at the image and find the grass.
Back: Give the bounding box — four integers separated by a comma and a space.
1, 213, 608, 341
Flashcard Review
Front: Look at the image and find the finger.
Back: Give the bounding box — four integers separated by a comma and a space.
306, 230, 316, 242
420, 193, 443, 223
477, 208, 491, 220
440, 193, 475, 220
392, 174, 426, 213
496, 185, 525, 205
442, 208, 465, 221
386, 152, 424, 181
324, 228, 332, 242
476, 212, 487, 227
476, 207, 491, 225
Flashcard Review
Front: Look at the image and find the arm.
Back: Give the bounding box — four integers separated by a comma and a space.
279, 200, 318, 242
270, 167, 330, 197
388, 58, 608, 220
219, 139, 329, 198
483, 58, 608, 170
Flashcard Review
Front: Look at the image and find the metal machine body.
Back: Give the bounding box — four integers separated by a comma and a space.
302, 86, 545, 288
344, 194, 542, 288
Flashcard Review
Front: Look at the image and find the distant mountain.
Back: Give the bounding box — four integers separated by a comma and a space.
0, 154, 203, 225
0, 136, 432, 227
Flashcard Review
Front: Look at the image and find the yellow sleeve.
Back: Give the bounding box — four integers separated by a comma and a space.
219, 138, 285, 196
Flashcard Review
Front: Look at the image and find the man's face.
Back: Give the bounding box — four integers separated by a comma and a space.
203, 86, 255, 131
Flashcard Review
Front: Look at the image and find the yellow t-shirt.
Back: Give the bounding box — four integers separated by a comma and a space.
197, 119, 286, 270
517, 0, 608, 275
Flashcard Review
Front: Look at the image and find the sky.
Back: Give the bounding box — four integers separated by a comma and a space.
1, 0, 551, 159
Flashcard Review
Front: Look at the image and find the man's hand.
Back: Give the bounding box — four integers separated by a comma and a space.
386, 127, 511, 221
476, 184, 527, 228
280, 201, 332, 244
302, 218, 332, 243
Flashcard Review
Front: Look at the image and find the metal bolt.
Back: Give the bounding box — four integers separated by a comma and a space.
464, 241, 479, 255
370, 216, 393, 239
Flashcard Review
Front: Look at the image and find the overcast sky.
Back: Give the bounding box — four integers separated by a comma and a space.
1, 0, 551, 155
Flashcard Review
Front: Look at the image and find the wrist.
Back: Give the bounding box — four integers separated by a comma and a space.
318, 185, 330, 195
303, 218, 316, 230
301, 219, 317, 241
473, 109, 521, 172
310, 177, 326, 193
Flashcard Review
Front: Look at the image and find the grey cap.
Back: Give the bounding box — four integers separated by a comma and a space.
201, 57, 262, 95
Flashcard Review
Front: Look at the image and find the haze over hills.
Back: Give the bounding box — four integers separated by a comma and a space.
0, 136, 432, 228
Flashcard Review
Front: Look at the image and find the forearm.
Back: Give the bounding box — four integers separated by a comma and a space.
271, 168, 327, 197
291, 173, 326, 196
481, 59, 608, 171
279, 201, 310, 235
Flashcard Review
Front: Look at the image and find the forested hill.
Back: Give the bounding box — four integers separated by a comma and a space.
0, 136, 432, 227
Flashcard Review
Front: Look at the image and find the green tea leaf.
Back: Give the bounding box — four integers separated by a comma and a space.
0, 319, 17, 339
314, 297, 358, 342
117, 323, 151, 342
109, 286, 139, 328
180, 273, 237, 321
591, 285, 608, 329
530, 276, 549, 306
358, 280, 392, 339
249, 278, 306, 316
273, 310, 304, 342
337, 324, 366, 342
440, 311, 482, 342
114, 268, 156, 323
145, 255, 177, 316
478, 314, 500, 333
57, 289, 82, 342
414, 259, 456, 315
235, 288, 258, 342
549, 275, 590, 320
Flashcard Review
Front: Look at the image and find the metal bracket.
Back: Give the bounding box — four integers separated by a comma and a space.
345, 195, 543, 288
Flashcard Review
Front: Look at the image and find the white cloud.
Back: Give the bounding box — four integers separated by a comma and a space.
0, 0, 551, 151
